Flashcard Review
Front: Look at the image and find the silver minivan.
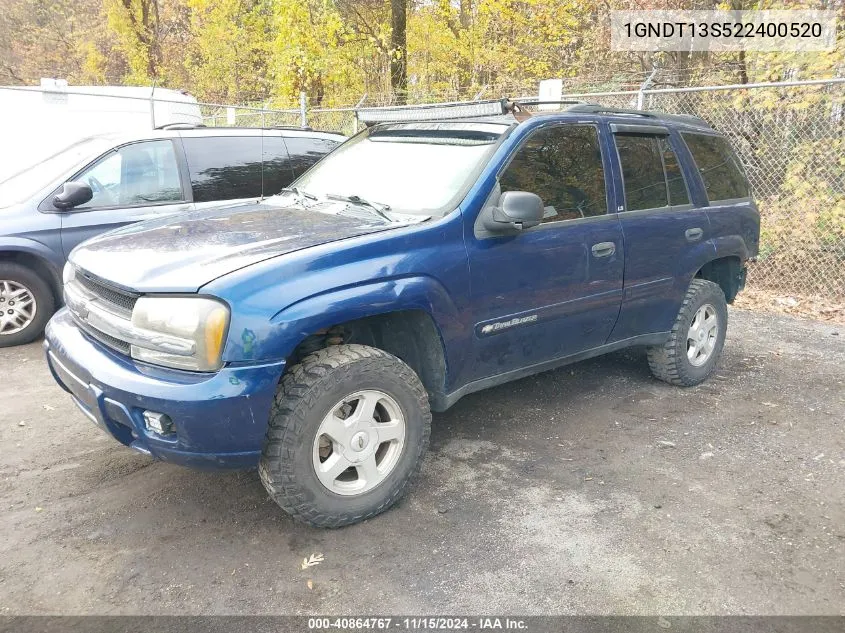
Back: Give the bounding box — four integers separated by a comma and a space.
0, 125, 345, 346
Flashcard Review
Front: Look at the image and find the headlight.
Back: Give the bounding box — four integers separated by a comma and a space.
129, 297, 230, 372
63, 262, 75, 285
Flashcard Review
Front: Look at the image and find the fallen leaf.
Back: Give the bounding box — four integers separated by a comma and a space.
307, 580, 313, 590
300, 553, 325, 570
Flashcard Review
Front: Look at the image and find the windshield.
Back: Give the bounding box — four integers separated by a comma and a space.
0, 136, 115, 205
291, 122, 505, 213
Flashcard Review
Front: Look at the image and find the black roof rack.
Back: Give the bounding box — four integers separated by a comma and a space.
566, 104, 657, 118
511, 99, 588, 109
154, 122, 207, 130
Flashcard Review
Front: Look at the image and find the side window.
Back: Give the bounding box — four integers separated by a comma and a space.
284, 136, 342, 179
682, 133, 750, 201
261, 135, 295, 197
615, 134, 691, 210
660, 137, 690, 206
499, 125, 607, 223
615, 135, 669, 211
182, 136, 263, 202
76, 140, 182, 209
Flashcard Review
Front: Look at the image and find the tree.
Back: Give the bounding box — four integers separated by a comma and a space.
186, 0, 273, 103
104, 0, 162, 83
389, 0, 407, 103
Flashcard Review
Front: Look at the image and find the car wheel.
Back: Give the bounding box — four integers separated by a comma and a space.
259, 344, 431, 528
647, 279, 728, 387
0, 262, 55, 348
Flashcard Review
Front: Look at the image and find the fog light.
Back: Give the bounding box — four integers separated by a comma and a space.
143, 411, 174, 435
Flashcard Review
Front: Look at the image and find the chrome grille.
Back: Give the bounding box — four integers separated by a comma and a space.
74, 315, 132, 355
75, 273, 138, 316
65, 268, 138, 356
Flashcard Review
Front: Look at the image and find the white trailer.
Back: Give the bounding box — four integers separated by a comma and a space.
0, 79, 203, 180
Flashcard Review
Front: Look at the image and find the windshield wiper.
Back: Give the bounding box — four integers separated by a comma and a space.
326, 193, 393, 222
277, 187, 318, 204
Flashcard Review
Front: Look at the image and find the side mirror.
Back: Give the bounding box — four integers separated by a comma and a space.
484, 190, 544, 231
53, 181, 93, 210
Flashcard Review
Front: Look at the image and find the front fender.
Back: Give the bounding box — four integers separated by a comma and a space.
0, 237, 64, 290
226, 275, 467, 386
0, 236, 64, 269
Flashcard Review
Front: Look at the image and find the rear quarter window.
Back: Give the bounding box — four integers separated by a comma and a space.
182, 136, 263, 202
682, 133, 750, 201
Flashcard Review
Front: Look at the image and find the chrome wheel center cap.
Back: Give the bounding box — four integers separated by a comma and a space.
350, 431, 370, 452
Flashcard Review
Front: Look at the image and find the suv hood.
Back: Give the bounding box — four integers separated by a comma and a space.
69, 200, 396, 292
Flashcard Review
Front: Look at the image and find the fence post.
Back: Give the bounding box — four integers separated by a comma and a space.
352, 93, 367, 135
300, 92, 307, 127
636, 67, 658, 110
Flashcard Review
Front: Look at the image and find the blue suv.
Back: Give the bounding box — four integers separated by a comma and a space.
43, 101, 759, 527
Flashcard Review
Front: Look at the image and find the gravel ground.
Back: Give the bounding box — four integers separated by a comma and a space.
0, 308, 843, 615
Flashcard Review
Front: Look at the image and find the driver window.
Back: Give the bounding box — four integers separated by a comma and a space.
76, 140, 183, 209
499, 125, 607, 223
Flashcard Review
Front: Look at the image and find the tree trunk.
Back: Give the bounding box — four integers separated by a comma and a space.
390, 0, 407, 104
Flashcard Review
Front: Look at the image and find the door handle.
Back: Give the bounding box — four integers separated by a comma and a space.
685, 227, 704, 242
591, 242, 616, 258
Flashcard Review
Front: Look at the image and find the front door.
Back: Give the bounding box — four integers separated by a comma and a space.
59, 139, 192, 257
465, 122, 624, 381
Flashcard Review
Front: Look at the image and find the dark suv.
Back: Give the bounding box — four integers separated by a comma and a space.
44, 101, 759, 527
0, 126, 344, 346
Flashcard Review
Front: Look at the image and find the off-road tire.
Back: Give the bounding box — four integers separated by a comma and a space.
0, 262, 55, 348
259, 344, 431, 528
647, 279, 728, 387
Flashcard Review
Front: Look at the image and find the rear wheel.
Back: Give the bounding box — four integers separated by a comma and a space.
0, 263, 54, 348
259, 344, 431, 528
647, 279, 727, 387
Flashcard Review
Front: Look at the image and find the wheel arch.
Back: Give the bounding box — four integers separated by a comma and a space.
246, 276, 464, 411
0, 247, 63, 304
694, 255, 745, 303
288, 309, 449, 410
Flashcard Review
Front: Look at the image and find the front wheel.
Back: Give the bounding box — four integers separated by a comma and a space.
647, 279, 728, 387
259, 344, 431, 528
0, 263, 55, 348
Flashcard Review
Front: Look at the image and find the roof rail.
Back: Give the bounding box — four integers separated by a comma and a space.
271, 125, 314, 131
155, 122, 207, 130
565, 104, 658, 118
511, 99, 588, 109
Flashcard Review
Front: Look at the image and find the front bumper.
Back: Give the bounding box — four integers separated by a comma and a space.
44, 308, 285, 469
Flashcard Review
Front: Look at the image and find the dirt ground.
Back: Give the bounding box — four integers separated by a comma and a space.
0, 308, 843, 615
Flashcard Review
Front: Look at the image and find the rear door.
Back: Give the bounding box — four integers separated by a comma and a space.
180, 134, 264, 210
465, 122, 624, 381
58, 139, 192, 257
607, 126, 710, 341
